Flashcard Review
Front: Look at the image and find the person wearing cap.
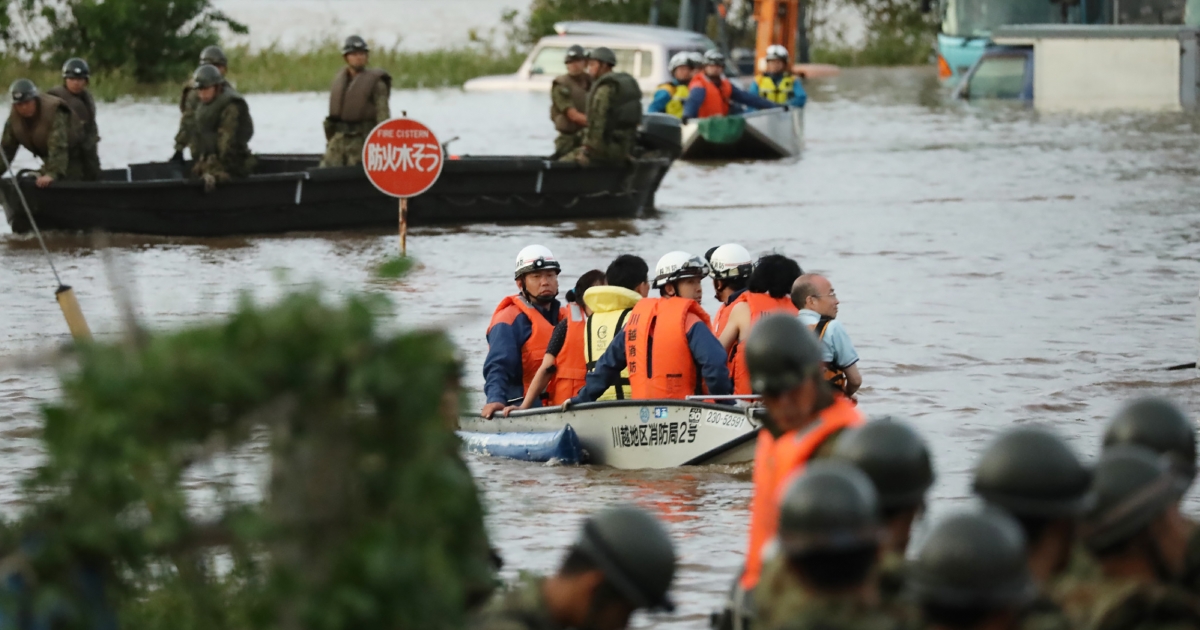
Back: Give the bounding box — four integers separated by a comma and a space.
472, 504, 677, 630
706, 243, 754, 336
560, 47, 642, 167
46, 58, 100, 180
2, 79, 87, 188
321, 35, 392, 167
549, 44, 591, 160
572, 251, 731, 402
1051, 445, 1200, 629
754, 461, 903, 630
683, 49, 779, 121
718, 254, 802, 396
181, 64, 254, 192
792, 274, 861, 399
748, 45, 807, 109
739, 316, 864, 593
648, 52, 697, 118
482, 245, 566, 418
173, 45, 230, 163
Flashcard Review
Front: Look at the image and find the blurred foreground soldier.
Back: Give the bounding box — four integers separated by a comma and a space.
549, 44, 590, 159
1053, 445, 1200, 630
909, 510, 1037, 630
2, 79, 85, 188
185, 65, 254, 192
560, 47, 642, 167
173, 45, 228, 161
322, 35, 391, 167
46, 58, 100, 180
755, 461, 902, 630
831, 417, 935, 607
472, 504, 677, 630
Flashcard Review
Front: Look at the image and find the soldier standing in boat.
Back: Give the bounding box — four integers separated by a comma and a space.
549, 44, 591, 160
560, 47, 642, 167
173, 45, 229, 163
184, 65, 254, 192
46, 58, 101, 180
322, 35, 391, 167
2, 79, 87, 188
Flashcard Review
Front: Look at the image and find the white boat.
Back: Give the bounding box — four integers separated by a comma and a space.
680, 107, 805, 160
458, 400, 763, 469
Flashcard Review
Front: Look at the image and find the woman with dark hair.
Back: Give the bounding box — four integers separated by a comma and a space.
717, 254, 803, 395
509, 269, 606, 412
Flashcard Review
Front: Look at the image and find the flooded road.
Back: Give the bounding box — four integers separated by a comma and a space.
3, 67, 1200, 627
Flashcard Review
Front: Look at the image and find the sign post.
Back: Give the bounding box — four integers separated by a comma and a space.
362, 116, 443, 256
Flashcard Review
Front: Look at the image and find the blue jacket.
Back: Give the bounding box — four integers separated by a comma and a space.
648, 81, 679, 114
748, 72, 807, 108
682, 81, 780, 120
572, 319, 733, 403
483, 299, 560, 405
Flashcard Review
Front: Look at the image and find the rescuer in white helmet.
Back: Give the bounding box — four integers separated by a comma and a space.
572, 251, 732, 403
481, 245, 565, 418
706, 243, 754, 336
748, 44, 807, 109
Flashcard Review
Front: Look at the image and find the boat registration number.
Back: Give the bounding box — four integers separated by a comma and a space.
704, 410, 745, 430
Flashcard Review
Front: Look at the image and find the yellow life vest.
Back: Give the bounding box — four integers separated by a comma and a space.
755, 74, 795, 105
582, 286, 641, 400
656, 81, 690, 119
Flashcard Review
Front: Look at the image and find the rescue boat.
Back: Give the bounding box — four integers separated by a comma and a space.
680, 107, 805, 160
457, 399, 761, 469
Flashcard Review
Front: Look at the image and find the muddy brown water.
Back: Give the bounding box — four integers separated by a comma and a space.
3, 67, 1200, 627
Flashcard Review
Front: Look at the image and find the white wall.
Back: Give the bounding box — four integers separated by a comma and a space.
1033, 37, 1181, 112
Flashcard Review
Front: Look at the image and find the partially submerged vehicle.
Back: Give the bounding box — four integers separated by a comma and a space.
680, 107, 805, 160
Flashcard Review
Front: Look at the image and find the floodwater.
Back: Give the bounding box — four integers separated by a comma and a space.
4, 68, 1200, 627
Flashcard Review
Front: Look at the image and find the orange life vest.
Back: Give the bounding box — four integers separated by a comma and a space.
808, 316, 850, 394
626, 297, 713, 400
688, 73, 733, 119
740, 396, 865, 590
728, 293, 799, 395
487, 296, 561, 403
713, 291, 748, 336
549, 302, 589, 405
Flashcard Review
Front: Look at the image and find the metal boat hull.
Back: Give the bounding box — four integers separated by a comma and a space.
680, 108, 805, 160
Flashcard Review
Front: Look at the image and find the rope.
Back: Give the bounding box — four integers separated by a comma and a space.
0, 149, 62, 287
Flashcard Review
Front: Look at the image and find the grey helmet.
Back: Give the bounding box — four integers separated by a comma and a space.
565, 44, 587, 62
587, 46, 618, 67
909, 509, 1037, 609
832, 417, 935, 511
778, 460, 881, 556
574, 504, 677, 611
199, 45, 228, 67
1082, 445, 1179, 552
9, 79, 38, 104
973, 425, 1093, 519
745, 315, 823, 397
61, 58, 90, 79
1104, 396, 1197, 490
703, 49, 726, 66
191, 64, 225, 89
342, 35, 370, 55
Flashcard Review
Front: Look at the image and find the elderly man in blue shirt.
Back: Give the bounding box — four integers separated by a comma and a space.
791, 274, 862, 398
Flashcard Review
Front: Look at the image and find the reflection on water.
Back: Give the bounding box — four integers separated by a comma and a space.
3, 67, 1200, 627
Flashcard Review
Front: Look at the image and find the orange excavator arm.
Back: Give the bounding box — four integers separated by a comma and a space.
754, 0, 801, 71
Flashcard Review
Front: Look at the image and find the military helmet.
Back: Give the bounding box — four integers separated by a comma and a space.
1104, 396, 1196, 490
973, 425, 1092, 519
199, 45, 228, 67
191, 64, 225, 89
832, 417, 935, 511
342, 35, 370, 55
909, 509, 1036, 609
778, 460, 881, 555
9, 79, 38, 104
61, 58, 90, 79
745, 315, 823, 397
588, 47, 618, 66
565, 44, 587, 62
703, 49, 726, 66
1083, 445, 1178, 552
574, 504, 677, 611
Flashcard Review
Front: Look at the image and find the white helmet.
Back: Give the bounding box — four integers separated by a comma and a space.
652, 251, 710, 289
765, 44, 789, 63
669, 52, 692, 73
515, 244, 561, 280
686, 51, 704, 68
708, 243, 754, 280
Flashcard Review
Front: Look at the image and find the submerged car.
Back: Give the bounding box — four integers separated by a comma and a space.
463, 21, 719, 94
953, 45, 1033, 101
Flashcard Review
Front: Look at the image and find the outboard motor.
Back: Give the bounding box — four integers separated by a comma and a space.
637, 113, 682, 159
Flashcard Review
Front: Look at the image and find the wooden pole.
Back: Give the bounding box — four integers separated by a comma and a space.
399, 197, 408, 257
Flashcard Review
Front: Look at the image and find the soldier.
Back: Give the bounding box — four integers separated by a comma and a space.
173, 45, 229, 162
909, 509, 1037, 630
2, 79, 86, 188
830, 417, 935, 607
755, 460, 903, 630
322, 35, 391, 167
560, 47, 642, 167
471, 504, 677, 630
46, 58, 100, 180
184, 65, 254, 192
549, 44, 591, 160
1053, 445, 1200, 630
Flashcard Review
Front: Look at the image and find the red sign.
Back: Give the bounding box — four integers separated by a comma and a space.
361, 117, 443, 198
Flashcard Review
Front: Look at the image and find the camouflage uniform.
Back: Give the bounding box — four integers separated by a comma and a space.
877, 550, 908, 613
560, 71, 642, 167
187, 88, 255, 181
549, 72, 590, 159
174, 86, 200, 155
470, 575, 560, 630
1051, 571, 1200, 630
46, 86, 100, 179
2, 95, 86, 181
755, 556, 904, 630
322, 68, 391, 167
